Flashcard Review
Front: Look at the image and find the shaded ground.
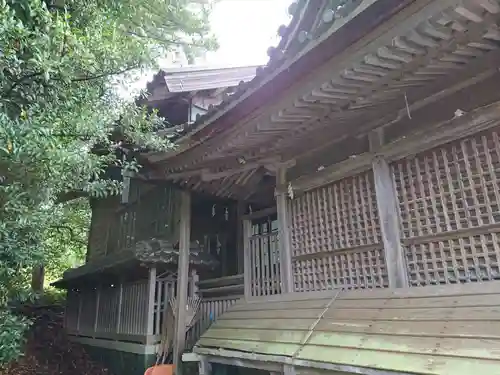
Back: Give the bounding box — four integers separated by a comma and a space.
1, 305, 113, 375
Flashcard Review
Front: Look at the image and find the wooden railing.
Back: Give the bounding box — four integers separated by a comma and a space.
64, 273, 242, 348
65, 279, 151, 342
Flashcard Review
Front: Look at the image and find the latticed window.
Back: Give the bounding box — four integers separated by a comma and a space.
392, 128, 500, 286
289, 172, 387, 292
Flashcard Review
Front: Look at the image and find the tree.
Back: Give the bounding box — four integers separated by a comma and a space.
0, 0, 217, 365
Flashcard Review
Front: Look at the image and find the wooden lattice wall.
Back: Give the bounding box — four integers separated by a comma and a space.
289, 172, 387, 292
87, 184, 181, 260
393, 128, 500, 286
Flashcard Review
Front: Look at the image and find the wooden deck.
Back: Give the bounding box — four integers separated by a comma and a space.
194, 281, 500, 375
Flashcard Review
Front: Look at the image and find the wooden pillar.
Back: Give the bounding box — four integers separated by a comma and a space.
243, 219, 252, 300
146, 267, 157, 335
236, 200, 245, 274
370, 129, 408, 288
275, 167, 294, 294
173, 190, 191, 374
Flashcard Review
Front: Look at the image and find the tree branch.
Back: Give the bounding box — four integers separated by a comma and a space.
71, 65, 142, 82
49, 225, 87, 246
1, 72, 44, 99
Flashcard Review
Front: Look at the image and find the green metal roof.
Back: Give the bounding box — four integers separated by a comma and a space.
194, 282, 500, 374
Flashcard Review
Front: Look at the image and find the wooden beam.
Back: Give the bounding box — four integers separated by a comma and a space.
275, 167, 294, 294
241, 206, 277, 221
201, 164, 257, 182
194, 346, 407, 375
292, 100, 500, 192
277, 51, 500, 167
173, 190, 191, 374
148, 168, 206, 181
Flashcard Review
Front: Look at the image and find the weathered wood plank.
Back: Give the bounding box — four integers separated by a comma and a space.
213, 318, 500, 340
227, 293, 500, 312
221, 305, 500, 321
240, 280, 500, 304
201, 328, 500, 361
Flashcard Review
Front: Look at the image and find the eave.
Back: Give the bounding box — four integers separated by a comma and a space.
144, 0, 500, 200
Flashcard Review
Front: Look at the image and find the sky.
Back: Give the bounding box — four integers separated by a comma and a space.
206, 0, 293, 66
121, 0, 293, 98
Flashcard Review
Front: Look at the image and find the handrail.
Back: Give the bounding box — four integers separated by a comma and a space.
197, 274, 244, 287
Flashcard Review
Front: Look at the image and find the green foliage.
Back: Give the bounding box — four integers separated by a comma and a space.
43, 198, 90, 283
0, 311, 29, 366
0, 0, 217, 365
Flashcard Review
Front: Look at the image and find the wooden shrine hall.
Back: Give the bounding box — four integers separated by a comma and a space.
58, 0, 500, 374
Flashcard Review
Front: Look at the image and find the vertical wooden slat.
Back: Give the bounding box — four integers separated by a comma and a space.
243, 219, 252, 300
154, 278, 162, 335
373, 156, 408, 288
146, 267, 157, 335
116, 282, 123, 334
173, 190, 191, 374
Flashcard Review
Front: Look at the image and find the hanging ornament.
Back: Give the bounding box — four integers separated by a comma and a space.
224, 207, 229, 221
212, 204, 216, 217
288, 182, 294, 200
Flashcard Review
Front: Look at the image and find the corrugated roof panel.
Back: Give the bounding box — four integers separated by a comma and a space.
163, 65, 260, 93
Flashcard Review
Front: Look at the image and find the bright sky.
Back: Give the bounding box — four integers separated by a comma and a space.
121, 0, 292, 97
207, 0, 293, 66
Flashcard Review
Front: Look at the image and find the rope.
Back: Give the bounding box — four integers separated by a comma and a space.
291, 289, 341, 360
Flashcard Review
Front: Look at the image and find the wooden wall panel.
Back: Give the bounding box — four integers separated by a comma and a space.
392, 128, 500, 286
87, 184, 182, 260
289, 172, 386, 292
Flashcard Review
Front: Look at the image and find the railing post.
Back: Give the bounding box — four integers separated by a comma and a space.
116, 281, 123, 335
276, 167, 294, 294
146, 267, 157, 335
173, 190, 191, 374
